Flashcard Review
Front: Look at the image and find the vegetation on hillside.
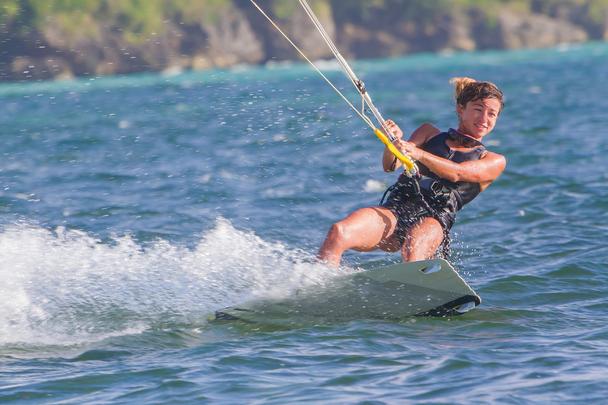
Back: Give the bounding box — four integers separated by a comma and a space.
0, 0, 606, 81
2, 0, 607, 40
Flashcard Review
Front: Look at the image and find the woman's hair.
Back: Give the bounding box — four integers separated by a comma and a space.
450, 77, 504, 111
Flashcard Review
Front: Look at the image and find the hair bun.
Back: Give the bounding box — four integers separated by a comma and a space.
450, 77, 476, 101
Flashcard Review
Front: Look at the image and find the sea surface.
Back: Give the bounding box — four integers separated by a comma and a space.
1, 42, 607, 403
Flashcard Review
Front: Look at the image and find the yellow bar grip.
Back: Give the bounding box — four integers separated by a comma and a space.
374, 128, 417, 174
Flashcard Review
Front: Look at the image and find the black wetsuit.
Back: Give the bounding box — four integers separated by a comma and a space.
380, 128, 487, 256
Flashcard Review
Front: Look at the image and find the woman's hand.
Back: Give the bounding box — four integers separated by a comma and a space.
381, 118, 424, 171
385, 119, 423, 158
399, 141, 423, 160
384, 119, 403, 140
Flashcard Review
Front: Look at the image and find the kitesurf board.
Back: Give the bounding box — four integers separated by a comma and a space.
214, 259, 481, 324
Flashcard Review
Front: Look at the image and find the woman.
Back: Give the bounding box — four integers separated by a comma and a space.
318, 77, 507, 267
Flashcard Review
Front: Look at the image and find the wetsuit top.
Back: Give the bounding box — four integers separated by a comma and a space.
396, 128, 487, 213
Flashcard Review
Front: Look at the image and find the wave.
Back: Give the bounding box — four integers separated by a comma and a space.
0, 218, 344, 347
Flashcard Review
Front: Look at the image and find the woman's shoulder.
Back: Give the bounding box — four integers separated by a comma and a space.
409, 123, 442, 145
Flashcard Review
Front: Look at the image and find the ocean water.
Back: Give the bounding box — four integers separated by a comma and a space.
1, 42, 607, 403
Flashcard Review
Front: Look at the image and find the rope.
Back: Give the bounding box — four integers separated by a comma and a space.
249, 0, 374, 130
248, 0, 418, 176
298, 1, 359, 85
297, 0, 392, 139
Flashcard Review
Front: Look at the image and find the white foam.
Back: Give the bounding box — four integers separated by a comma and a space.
0, 219, 343, 346
363, 179, 387, 193
261, 187, 297, 198
118, 119, 131, 129
312, 59, 342, 72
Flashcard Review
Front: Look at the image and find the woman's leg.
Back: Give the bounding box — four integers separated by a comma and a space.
401, 217, 445, 262
318, 206, 399, 267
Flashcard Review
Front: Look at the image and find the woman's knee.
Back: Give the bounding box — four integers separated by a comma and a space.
326, 221, 349, 245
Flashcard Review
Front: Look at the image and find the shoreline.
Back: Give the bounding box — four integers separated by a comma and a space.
0, 40, 600, 89
1, 1, 601, 83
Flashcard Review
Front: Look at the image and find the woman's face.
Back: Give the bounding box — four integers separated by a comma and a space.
457, 97, 501, 139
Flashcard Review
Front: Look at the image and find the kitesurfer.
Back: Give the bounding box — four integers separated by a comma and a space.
318, 77, 507, 267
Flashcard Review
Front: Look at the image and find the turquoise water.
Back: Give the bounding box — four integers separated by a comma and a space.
1, 42, 607, 403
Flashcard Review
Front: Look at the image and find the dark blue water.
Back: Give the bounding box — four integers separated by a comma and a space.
1, 42, 607, 403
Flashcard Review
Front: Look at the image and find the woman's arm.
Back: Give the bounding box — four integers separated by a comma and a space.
381, 120, 505, 185
401, 142, 507, 185
383, 122, 440, 172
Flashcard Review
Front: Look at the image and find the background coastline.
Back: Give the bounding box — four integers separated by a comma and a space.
1, 0, 606, 82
